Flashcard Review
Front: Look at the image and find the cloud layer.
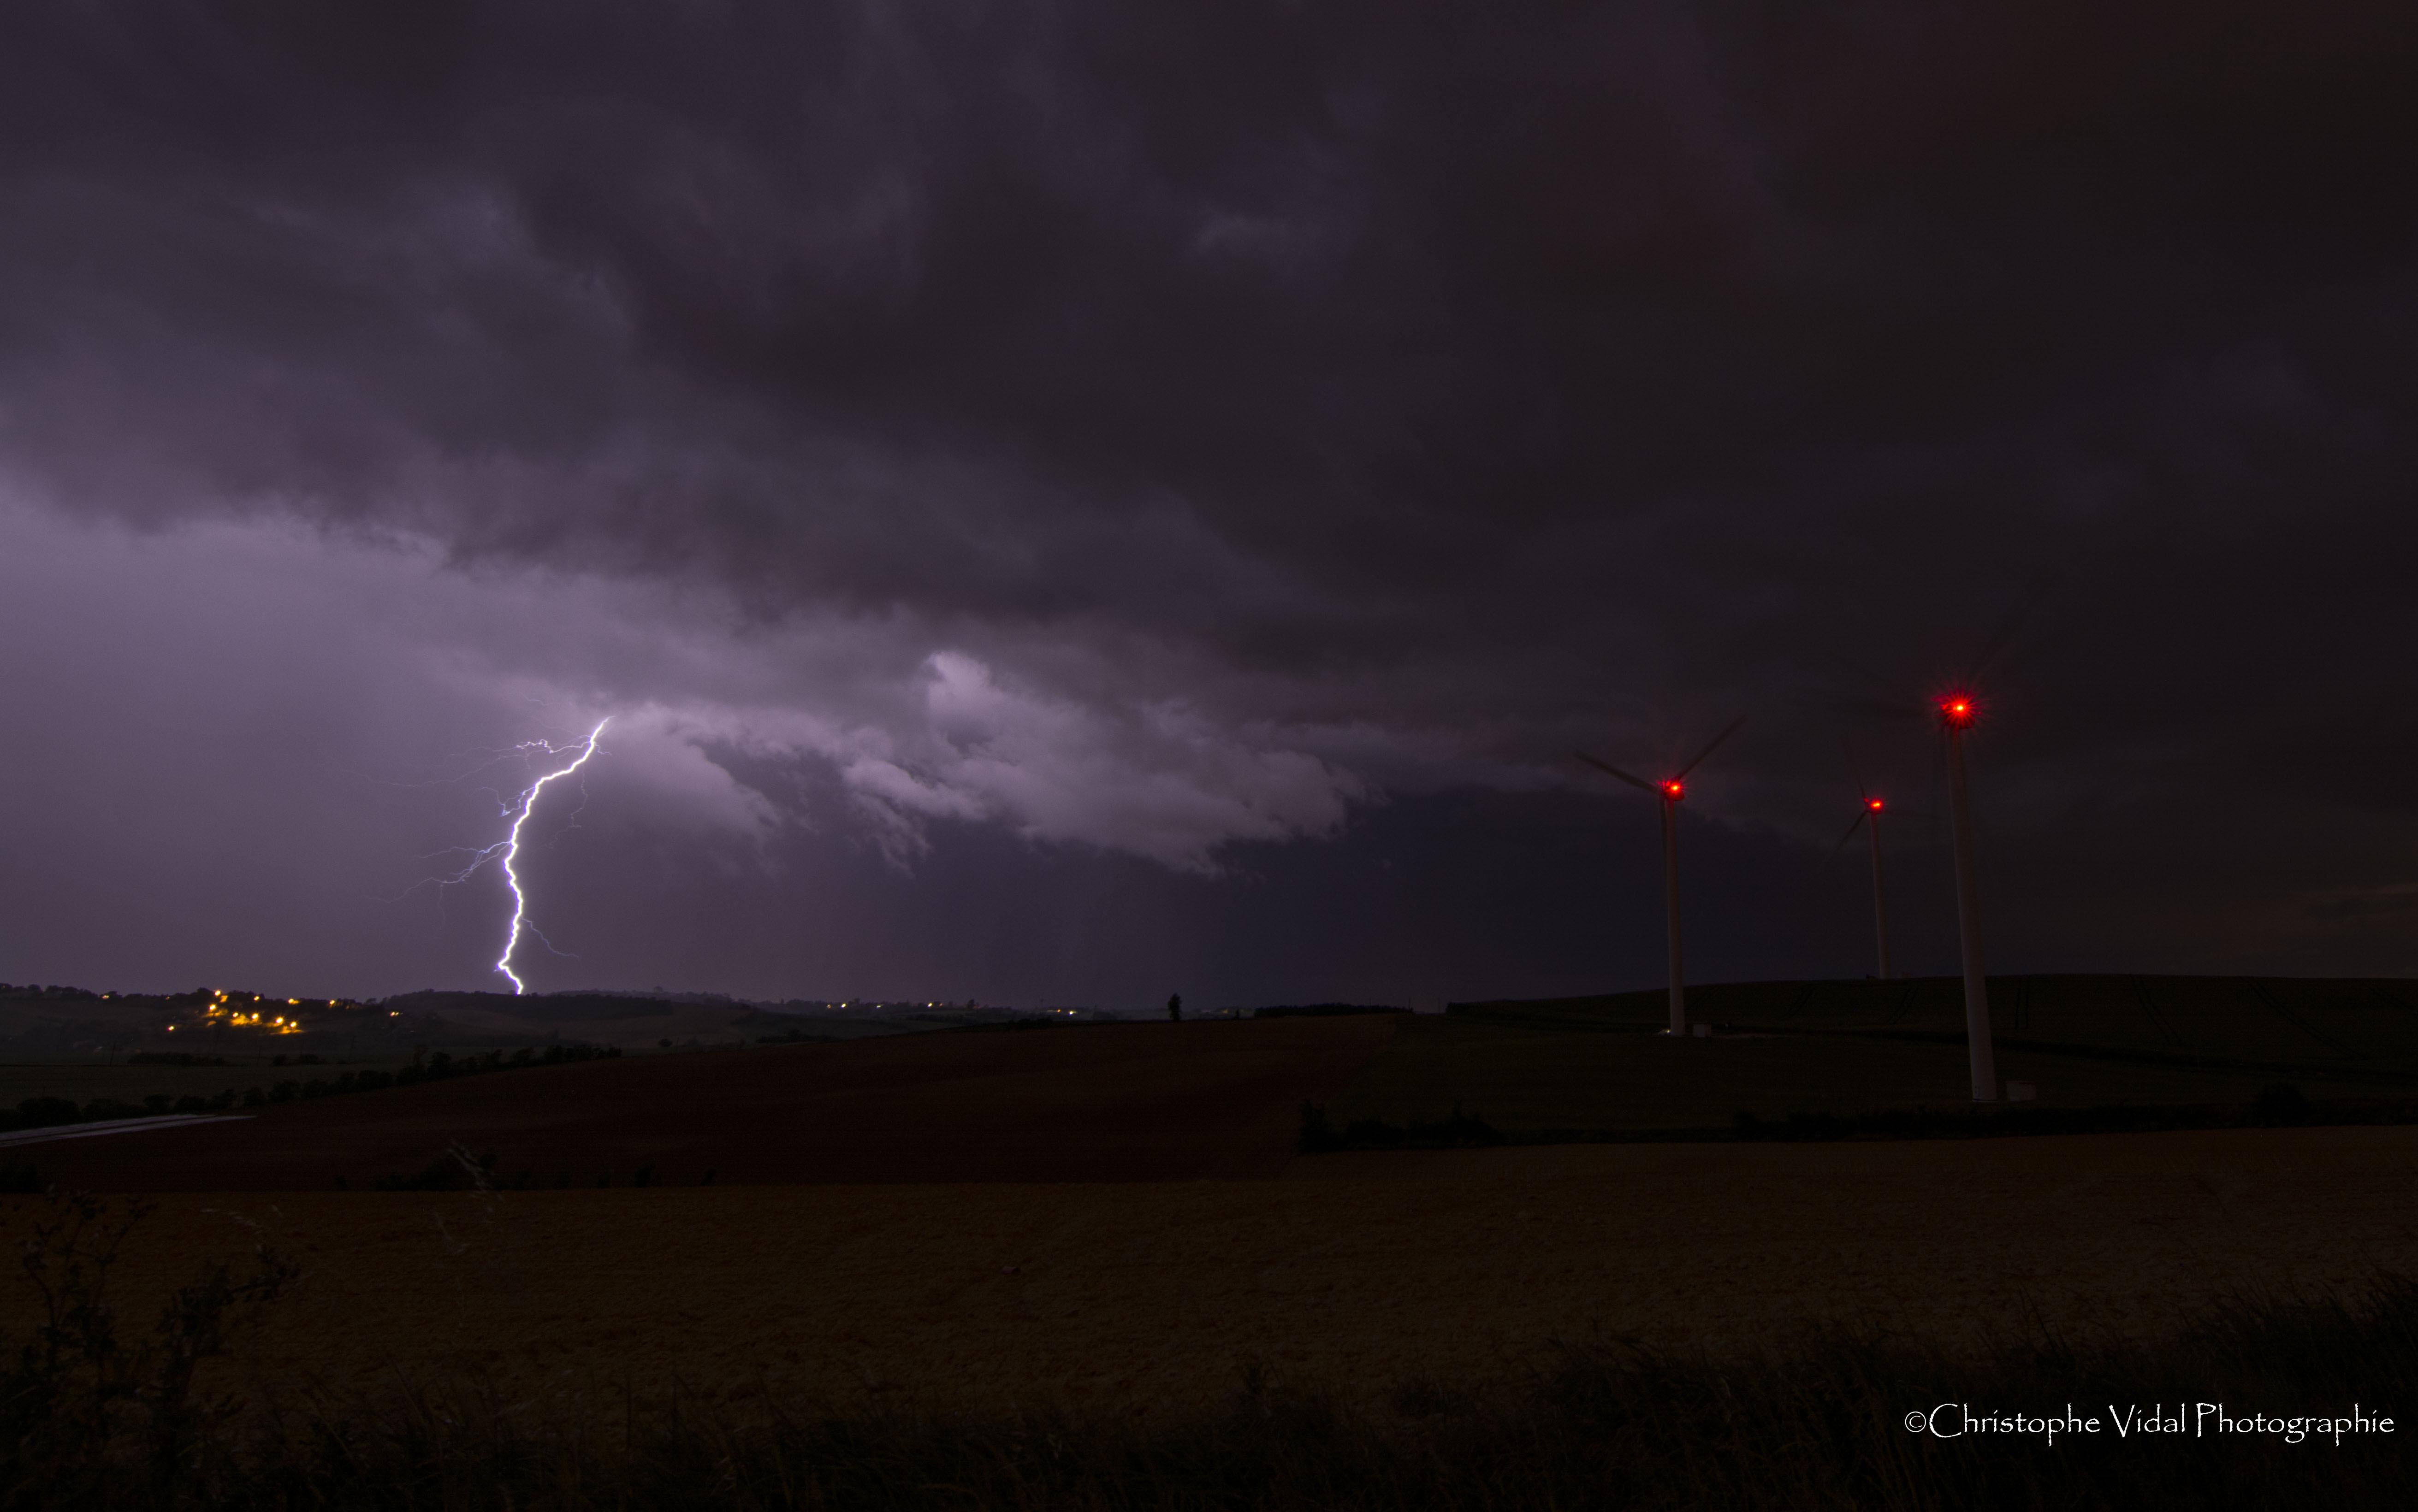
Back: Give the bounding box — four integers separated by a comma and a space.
4, 2, 2417, 998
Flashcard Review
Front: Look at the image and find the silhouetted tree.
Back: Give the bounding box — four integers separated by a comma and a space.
1167, 993, 1183, 1022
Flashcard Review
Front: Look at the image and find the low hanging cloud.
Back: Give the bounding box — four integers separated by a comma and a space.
622, 651, 1367, 872
836, 651, 1363, 868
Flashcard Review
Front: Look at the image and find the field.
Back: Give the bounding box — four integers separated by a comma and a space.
0, 1059, 419, 1110
23, 1016, 1395, 1188
1328, 975, 2418, 1132
6, 980, 2416, 1505
8, 1125, 2414, 1419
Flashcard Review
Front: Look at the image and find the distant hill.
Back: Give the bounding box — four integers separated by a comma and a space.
1302, 973, 2418, 1136
1447, 974, 2418, 1078
29, 1016, 1401, 1190
0, 984, 939, 1059
378, 991, 677, 1023
1252, 1004, 1413, 1019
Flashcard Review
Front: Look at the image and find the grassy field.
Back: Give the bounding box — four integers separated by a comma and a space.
7, 988, 2415, 1507
9, 1180, 2412, 1508
0, 1048, 596, 1118
1457, 973, 2418, 1063
0, 1056, 434, 1110
7, 1124, 2412, 1419
24, 1017, 1395, 1189
2, 1036, 888, 1114
1325, 974, 2418, 1132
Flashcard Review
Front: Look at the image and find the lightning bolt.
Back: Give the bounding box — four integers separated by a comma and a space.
478, 718, 609, 995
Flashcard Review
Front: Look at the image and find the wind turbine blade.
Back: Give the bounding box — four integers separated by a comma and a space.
1575, 750, 1656, 792
1675, 715, 1746, 780
1830, 810, 1869, 855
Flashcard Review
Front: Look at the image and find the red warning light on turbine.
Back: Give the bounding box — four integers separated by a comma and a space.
1867, 797, 1885, 811
1661, 780, 1685, 800
1939, 696, 1975, 728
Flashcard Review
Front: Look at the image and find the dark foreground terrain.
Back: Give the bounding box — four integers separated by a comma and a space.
6, 1125, 2411, 1415
5, 981, 2414, 1508
22, 1015, 1394, 1189
1333, 974, 2418, 1134
5, 1124, 2415, 1509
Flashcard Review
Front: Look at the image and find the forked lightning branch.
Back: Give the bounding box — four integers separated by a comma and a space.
427, 718, 610, 995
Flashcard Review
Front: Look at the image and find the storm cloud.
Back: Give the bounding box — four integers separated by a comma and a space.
4, 1, 2415, 1002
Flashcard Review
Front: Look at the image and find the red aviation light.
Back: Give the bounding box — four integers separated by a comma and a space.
1939, 695, 1975, 729
1867, 797, 1885, 811
1660, 780, 1685, 800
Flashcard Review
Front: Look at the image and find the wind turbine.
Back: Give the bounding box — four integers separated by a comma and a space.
1938, 692, 1997, 1101
1833, 749, 1892, 980
1576, 716, 1745, 1038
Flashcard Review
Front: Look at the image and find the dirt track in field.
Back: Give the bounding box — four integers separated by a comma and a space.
8, 1125, 2413, 1417
27, 1017, 1394, 1190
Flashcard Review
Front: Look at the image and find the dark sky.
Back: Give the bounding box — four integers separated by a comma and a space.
4, 1, 2416, 1006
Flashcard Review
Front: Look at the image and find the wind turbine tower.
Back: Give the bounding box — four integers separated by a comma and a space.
1836, 788, 1892, 980
1576, 716, 1744, 1038
1940, 693, 1997, 1101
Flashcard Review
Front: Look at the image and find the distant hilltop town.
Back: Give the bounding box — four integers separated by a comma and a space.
0, 982, 1411, 1058
0, 983, 1090, 1058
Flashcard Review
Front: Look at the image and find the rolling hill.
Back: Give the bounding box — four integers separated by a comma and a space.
1326, 974, 2418, 1133
26, 1015, 1396, 1190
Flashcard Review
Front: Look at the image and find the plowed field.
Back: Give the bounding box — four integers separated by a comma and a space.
28, 1017, 1395, 1190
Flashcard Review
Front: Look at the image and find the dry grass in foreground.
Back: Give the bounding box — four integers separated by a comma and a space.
2, 1187, 2412, 1510
5, 1125, 2413, 1419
